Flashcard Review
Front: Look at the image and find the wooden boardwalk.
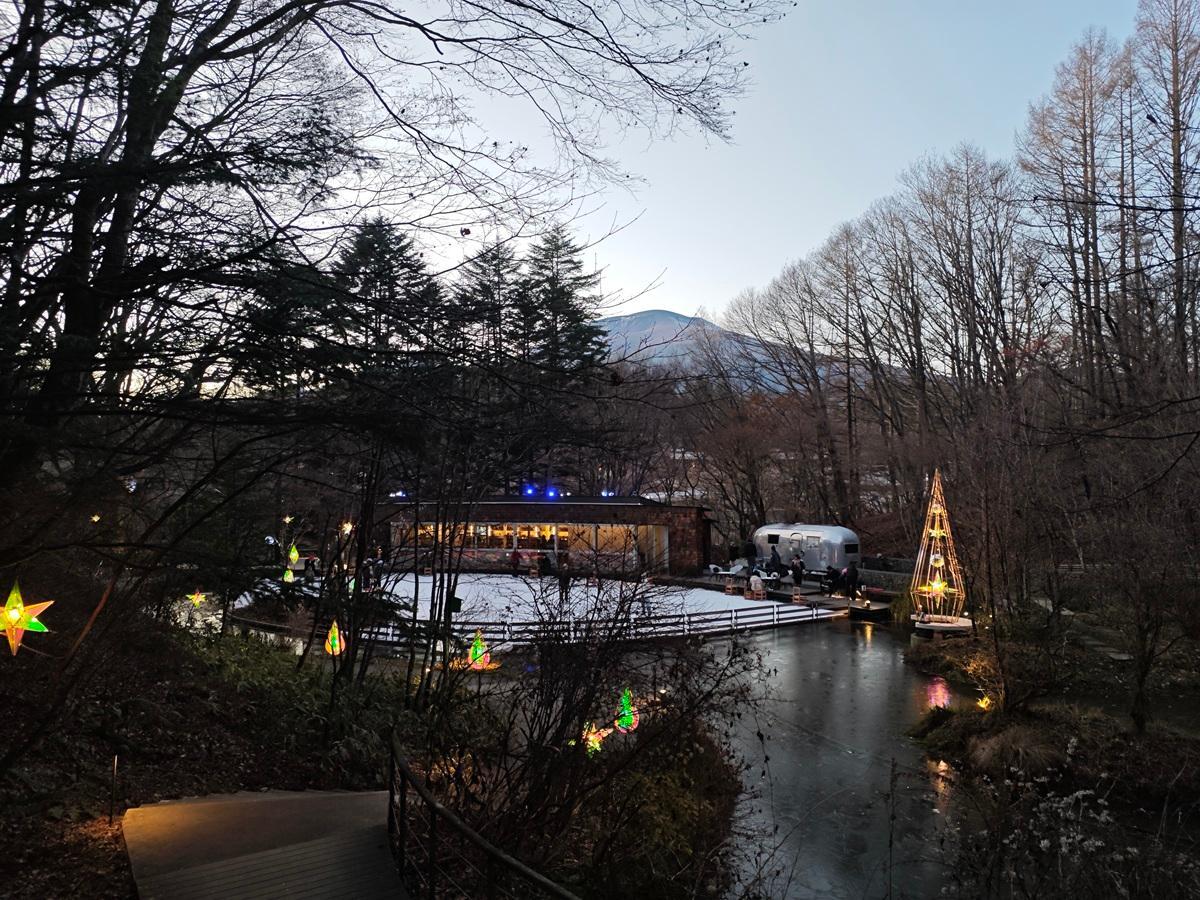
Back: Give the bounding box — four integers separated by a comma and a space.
124, 790, 406, 899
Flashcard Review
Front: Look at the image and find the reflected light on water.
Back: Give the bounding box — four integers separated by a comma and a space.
926, 676, 951, 709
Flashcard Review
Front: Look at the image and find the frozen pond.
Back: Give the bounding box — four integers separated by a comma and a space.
730, 620, 957, 898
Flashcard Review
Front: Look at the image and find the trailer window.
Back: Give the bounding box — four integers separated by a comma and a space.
844, 543, 859, 554
766, 534, 779, 545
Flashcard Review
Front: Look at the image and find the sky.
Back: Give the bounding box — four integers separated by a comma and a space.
556, 0, 1138, 321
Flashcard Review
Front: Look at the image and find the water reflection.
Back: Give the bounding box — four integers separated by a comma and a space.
728, 620, 959, 899
926, 676, 951, 710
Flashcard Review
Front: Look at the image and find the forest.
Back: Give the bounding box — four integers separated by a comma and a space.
2, 0, 1199, 898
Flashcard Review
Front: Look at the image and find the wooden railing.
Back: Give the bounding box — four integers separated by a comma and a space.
388, 736, 580, 899
230, 599, 840, 651
356, 600, 838, 648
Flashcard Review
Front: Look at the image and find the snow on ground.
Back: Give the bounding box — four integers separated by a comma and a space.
378, 572, 788, 623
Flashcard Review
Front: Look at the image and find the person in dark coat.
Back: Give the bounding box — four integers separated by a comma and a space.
769, 546, 784, 575
510, 548, 521, 574
790, 556, 805, 583
844, 562, 861, 602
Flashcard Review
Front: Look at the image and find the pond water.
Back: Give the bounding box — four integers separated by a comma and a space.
728, 620, 959, 899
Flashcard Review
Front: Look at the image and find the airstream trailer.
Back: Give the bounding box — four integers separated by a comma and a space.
752, 524, 860, 573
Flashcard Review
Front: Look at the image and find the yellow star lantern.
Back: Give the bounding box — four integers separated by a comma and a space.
282, 515, 294, 525
4, 582, 53, 656
910, 469, 967, 619
324, 619, 344, 656
288, 544, 300, 565
188, 590, 206, 608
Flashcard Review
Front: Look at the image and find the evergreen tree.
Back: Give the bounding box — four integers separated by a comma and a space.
455, 242, 522, 363
331, 216, 441, 357
521, 226, 607, 373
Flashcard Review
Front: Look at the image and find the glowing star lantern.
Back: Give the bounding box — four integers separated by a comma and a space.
614, 687, 640, 733
324, 619, 345, 656
977, 695, 993, 711
288, 544, 300, 565
341, 521, 353, 536
582, 722, 612, 756
282, 515, 294, 525
90, 514, 101, 524
282, 568, 294, 584
468, 630, 490, 670
3, 582, 53, 656
188, 590, 206, 608
910, 469, 967, 619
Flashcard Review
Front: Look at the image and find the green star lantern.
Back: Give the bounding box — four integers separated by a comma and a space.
288, 544, 299, 565
4, 582, 53, 656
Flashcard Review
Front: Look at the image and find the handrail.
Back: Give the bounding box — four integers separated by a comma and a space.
388, 733, 581, 899
229, 601, 838, 650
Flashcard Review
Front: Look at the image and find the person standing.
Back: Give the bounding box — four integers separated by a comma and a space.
769, 545, 784, 575
844, 562, 861, 603
510, 548, 521, 575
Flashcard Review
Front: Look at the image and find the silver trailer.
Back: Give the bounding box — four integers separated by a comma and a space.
752, 524, 861, 573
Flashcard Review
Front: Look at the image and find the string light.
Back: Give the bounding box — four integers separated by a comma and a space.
910, 469, 966, 620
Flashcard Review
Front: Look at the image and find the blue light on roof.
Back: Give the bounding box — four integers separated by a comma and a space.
523, 486, 536, 496
546, 488, 558, 499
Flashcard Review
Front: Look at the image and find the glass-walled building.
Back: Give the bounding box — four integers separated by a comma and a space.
389, 496, 711, 575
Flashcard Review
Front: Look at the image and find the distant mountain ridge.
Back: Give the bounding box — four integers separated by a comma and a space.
597, 309, 724, 366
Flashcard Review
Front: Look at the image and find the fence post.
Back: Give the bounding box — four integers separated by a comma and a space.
387, 742, 396, 839
505, 621, 512, 641
397, 768, 408, 876
428, 796, 438, 897
772, 604, 778, 626
684, 612, 689, 636
729, 609, 735, 632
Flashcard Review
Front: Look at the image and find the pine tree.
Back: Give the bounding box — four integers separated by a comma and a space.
521, 225, 607, 374
455, 241, 521, 363
331, 216, 441, 356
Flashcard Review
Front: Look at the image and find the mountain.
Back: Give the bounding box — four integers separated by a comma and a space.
597, 309, 723, 366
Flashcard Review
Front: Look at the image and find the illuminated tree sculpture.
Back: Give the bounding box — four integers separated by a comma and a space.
325, 619, 344, 656
614, 687, 640, 733
3, 582, 53, 656
469, 630, 490, 670
910, 469, 967, 620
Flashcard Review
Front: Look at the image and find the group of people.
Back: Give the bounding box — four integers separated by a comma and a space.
737, 539, 862, 600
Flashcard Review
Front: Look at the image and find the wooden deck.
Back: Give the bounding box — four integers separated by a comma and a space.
124, 791, 406, 899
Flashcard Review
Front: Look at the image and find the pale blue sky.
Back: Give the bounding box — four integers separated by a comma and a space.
574, 0, 1136, 319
